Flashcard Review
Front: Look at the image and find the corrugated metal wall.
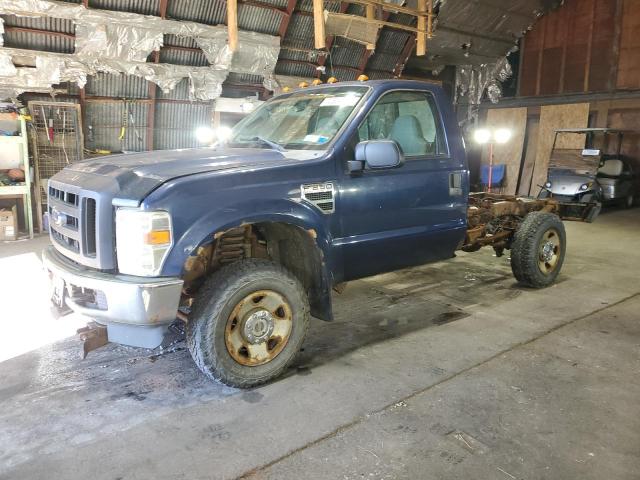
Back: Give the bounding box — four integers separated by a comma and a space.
154, 102, 211, 150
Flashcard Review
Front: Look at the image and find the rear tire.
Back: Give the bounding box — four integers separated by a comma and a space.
186, 259, 310, 388
511, 212, 566, 288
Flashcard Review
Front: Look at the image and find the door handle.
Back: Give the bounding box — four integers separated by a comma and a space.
449, 172, 463, 196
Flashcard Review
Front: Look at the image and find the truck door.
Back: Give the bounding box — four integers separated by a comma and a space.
335, 90, 467, 281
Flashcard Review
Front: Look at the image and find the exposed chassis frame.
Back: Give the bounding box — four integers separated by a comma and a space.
463, 193, 600, 254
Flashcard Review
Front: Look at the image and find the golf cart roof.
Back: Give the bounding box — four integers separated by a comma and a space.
554, 128, 628, 134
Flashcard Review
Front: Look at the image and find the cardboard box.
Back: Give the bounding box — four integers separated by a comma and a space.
0, 205, 18, 241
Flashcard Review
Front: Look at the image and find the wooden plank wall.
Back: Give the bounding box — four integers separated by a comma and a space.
617, 0, 640, 88
480, 108, 527, 195
529, 103, 591, 196
519, 0, 640, 96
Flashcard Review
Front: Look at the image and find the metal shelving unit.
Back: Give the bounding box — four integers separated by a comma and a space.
0, 114, 34, 239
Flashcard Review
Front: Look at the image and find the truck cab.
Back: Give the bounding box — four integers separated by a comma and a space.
43, 80, 570, 387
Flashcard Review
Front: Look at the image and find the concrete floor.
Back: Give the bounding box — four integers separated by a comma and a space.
0, 209, 639, 480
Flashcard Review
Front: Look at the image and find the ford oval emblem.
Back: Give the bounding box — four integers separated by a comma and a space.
51, 207, 65, 226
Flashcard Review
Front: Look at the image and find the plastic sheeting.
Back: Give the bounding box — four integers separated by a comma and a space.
75, 23, 163, 62
195, 30, 280, 89
325, 12, 379, 47
455, 57, 513, 124
0, 47, 235, 100
455, 57, 513, 106
0, 0, 281, 99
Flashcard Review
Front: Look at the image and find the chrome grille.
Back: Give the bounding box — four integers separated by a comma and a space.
48, 183, 99, 264
83, 198, 97, 257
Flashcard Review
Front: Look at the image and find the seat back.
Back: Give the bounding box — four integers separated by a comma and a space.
390, 115, 428, 155
598, 159, 624, 177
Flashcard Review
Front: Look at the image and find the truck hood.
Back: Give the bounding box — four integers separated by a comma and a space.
65, 147, 322, 200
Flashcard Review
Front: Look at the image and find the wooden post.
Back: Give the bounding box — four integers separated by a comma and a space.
416, 0, 427, 56
366, 4, 376, 50
313, 0, 326, 50
427, 0, 433, 39
228, 0, 239, 52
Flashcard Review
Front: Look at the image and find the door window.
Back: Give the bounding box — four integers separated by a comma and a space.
357, 91, 447, 157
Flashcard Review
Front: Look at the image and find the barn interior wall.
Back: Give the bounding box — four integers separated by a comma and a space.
476, 0, 640, 195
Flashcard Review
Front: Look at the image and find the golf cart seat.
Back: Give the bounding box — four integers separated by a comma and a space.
598, 159, 624, 177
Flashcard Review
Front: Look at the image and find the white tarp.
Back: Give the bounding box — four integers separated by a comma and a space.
0, 0, 281, 99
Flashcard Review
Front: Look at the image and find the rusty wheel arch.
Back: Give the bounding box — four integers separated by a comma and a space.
181, 222, 333, 322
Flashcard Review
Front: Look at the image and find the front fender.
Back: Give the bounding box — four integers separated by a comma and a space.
161, 198, 334, 276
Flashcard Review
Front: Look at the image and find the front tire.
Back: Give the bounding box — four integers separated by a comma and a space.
187, 259, 310, 388
511, 212, 566, 288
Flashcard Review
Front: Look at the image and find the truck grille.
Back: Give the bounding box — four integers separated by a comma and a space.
83, 198, 97, 257
48, 183, 102, 267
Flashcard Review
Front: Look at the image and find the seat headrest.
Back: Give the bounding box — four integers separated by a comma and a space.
598, 159, 624, 177
391, 115, 423, 138
390, 115, 428, 155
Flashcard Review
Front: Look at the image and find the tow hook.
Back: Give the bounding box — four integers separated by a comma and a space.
77, 322, 109, 359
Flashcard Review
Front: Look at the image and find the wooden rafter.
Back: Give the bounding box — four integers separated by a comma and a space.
313, 0, 326, 49
312, 0, 433, 58
278, 0, 297, 38
227, 0, 239, 52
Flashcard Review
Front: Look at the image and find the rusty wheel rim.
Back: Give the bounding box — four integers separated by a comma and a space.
225, 290, 293, 366
538, 228, 561, 275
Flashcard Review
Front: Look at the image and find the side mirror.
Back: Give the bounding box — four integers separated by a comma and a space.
349, 140, 404, 172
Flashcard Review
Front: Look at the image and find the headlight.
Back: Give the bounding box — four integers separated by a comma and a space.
545, 181, 552, 188
579, 182, 592, 191
116, 209, 173, 276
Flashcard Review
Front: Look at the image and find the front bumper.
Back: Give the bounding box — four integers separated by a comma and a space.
43, 246, 183, 329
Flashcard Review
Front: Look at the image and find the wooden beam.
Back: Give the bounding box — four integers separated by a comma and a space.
228, 0, 239, 52
427, 0, 433, 38
341, 0, 434, 18
159, 0, 168, 18
584, 0, 596, 93
147, 50, 160, 151
416, 0, 426, 56
609, 0, 624, 92
357, 8, 389, 75
535, 16, 546, 96
313, 0, 326, 50
3, 26, 75, 41
278, 0, 297, 38
365, 4, 376, 50
393, 35, 416, 77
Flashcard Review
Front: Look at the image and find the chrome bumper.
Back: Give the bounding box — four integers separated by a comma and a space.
42, 246, 183, 327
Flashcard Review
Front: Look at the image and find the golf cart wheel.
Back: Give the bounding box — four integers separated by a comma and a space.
623, 194, 634, 209
186, 259, 309, 388
511, 212, 566, 289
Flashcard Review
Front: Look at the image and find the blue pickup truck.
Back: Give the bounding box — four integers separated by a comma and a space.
43, 80, 589, 387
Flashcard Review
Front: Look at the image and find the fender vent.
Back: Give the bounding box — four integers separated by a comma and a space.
301, 183, 335, 214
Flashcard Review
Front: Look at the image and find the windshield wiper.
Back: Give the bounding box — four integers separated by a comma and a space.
249, 136, 285, 152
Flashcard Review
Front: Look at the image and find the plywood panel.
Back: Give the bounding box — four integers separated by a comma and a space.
617, 0, 640, 89
530, 103, 590, 196
518, 117, 540, 196
480, 108, 527, 195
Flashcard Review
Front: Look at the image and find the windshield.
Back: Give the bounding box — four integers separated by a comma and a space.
227, 86, 369, 151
